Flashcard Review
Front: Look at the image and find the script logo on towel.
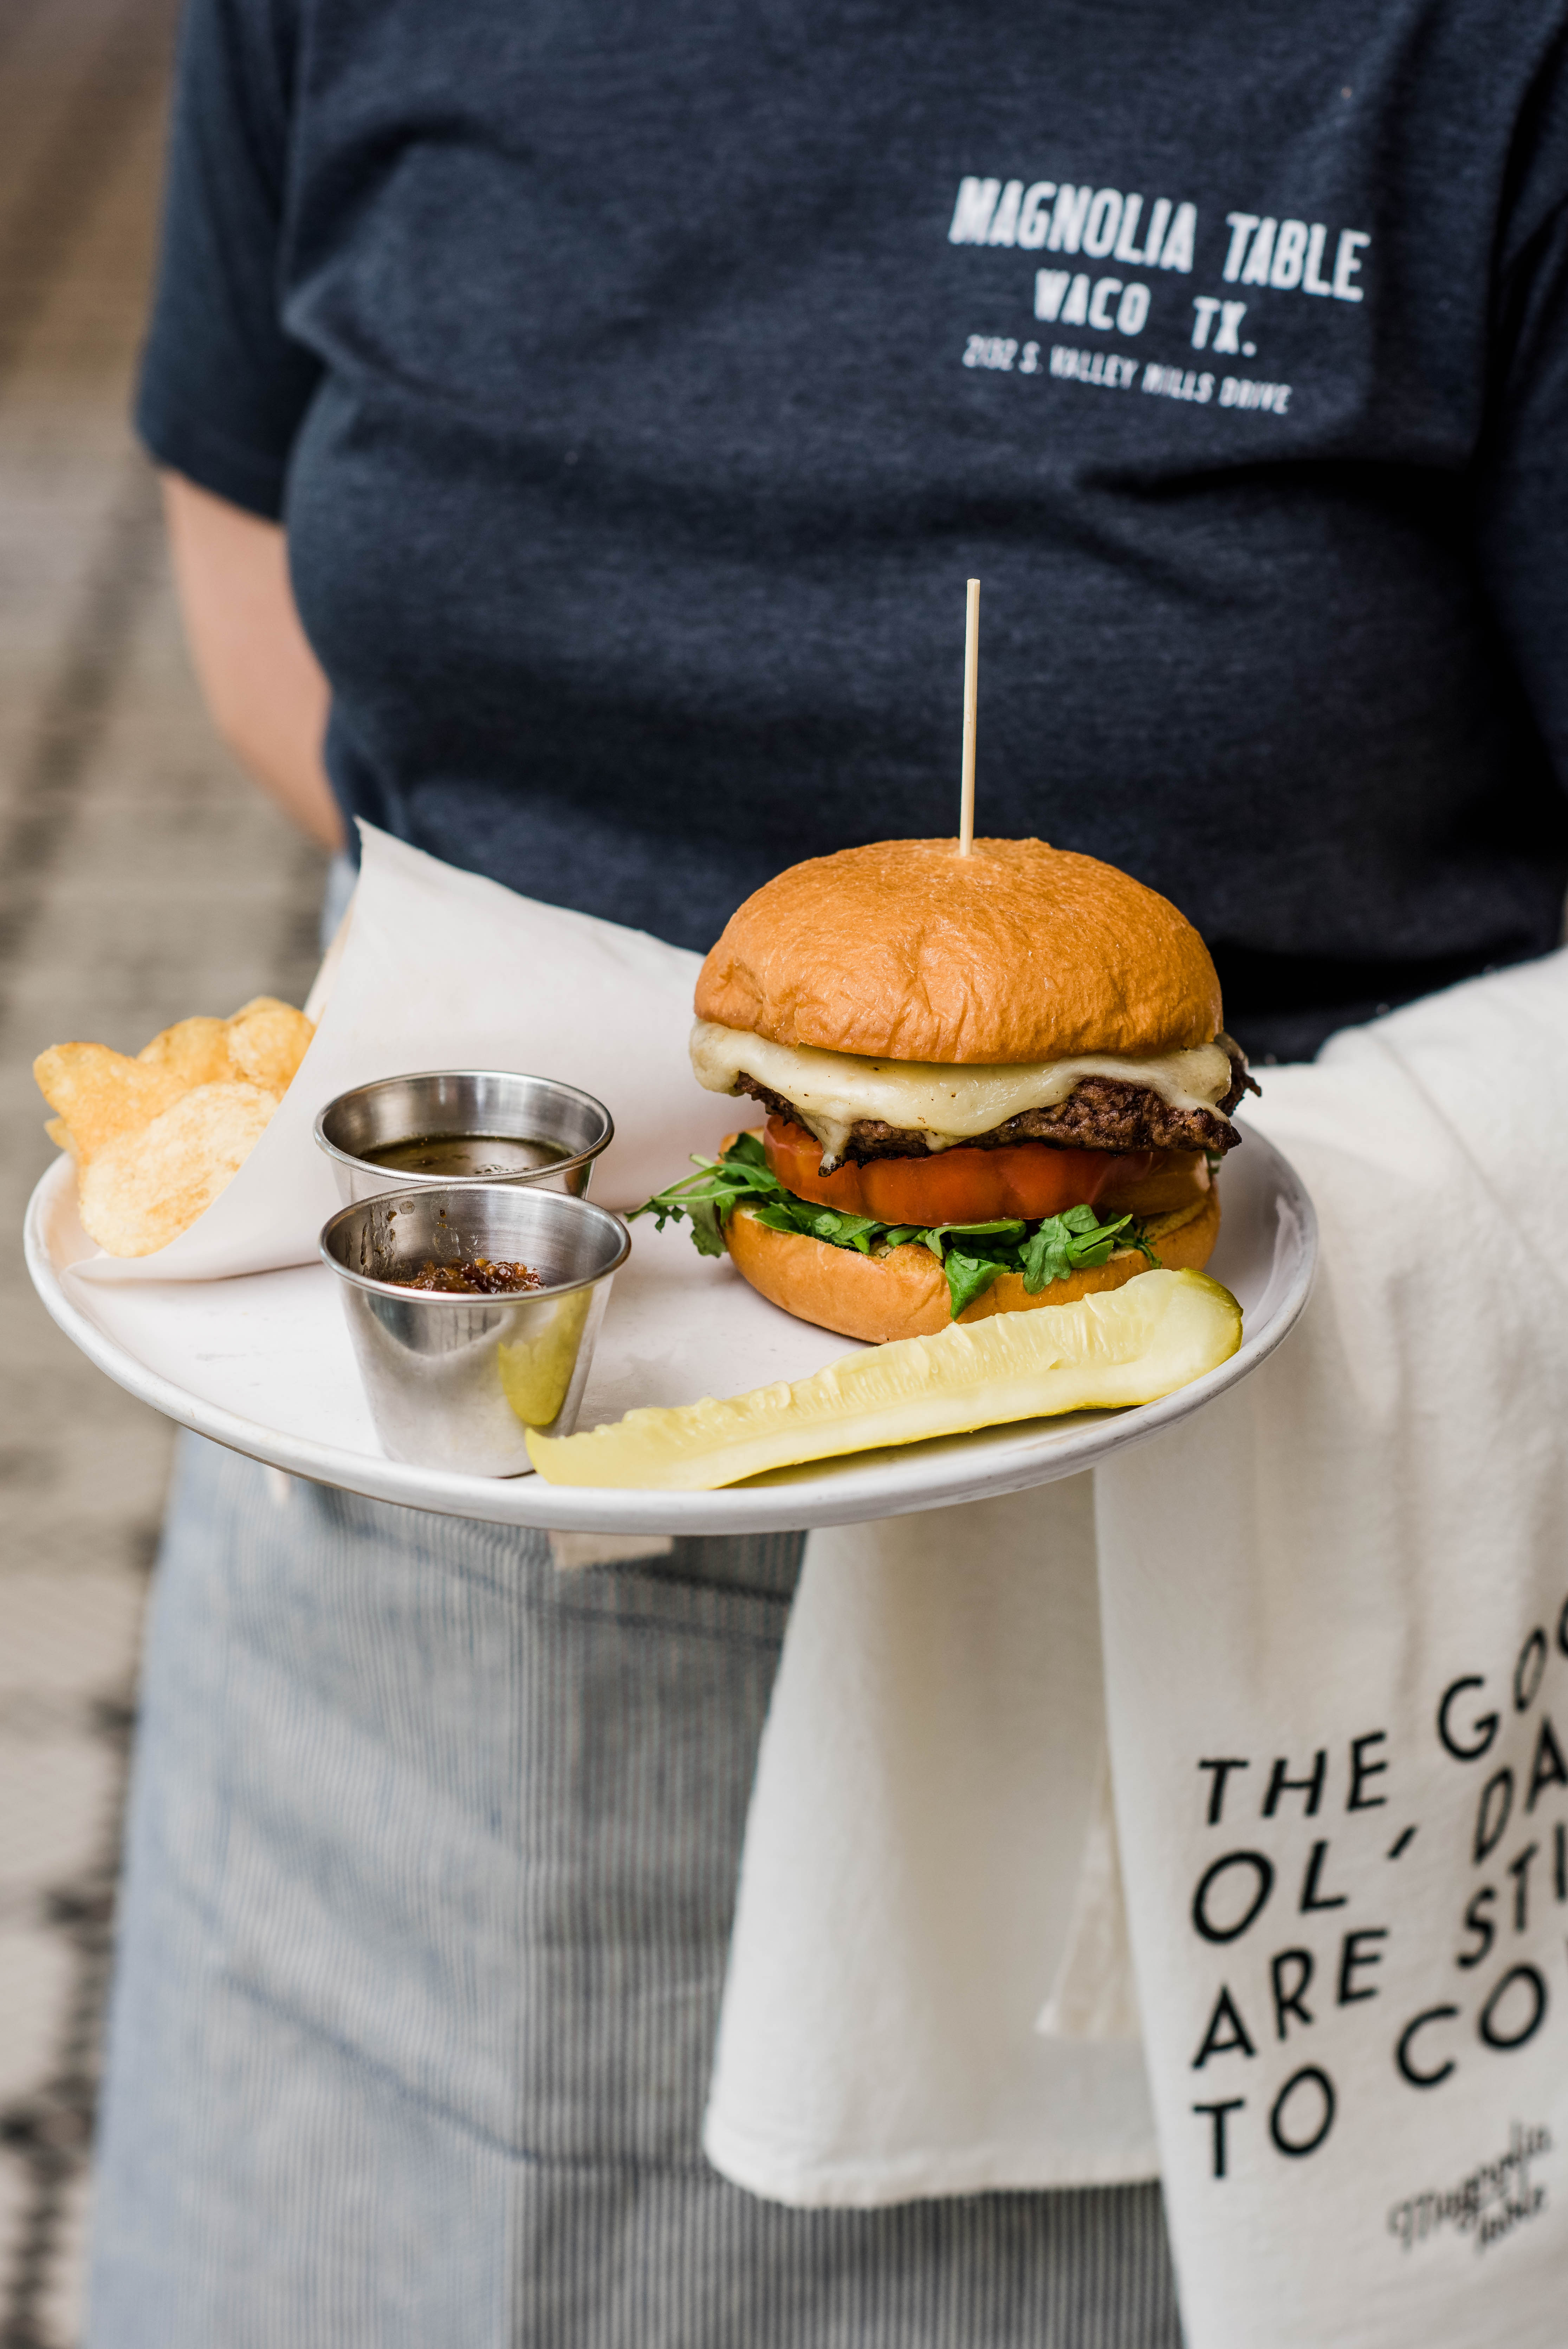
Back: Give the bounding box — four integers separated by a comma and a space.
1388, 2123, 1553, 2258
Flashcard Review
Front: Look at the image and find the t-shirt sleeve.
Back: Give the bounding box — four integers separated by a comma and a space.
135, 0, 321, 520
1476, 27, 1568, 794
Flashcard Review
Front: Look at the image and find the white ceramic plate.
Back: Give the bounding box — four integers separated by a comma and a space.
25, 1132, 1314, 1534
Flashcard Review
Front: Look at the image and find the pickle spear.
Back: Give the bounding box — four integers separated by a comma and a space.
527, 1267, 1242, 1490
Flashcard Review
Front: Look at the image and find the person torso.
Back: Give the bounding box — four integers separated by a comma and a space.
277, 0, 1568, 1058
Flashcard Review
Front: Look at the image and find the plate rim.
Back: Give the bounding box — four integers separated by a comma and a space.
24, 1135, 1317, 1534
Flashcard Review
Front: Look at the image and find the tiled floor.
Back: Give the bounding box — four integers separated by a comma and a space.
0, 4, 326, 2338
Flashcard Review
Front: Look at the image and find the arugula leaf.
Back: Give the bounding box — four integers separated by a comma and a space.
629, 1131, 783, 1254
630, 1136, 1153, 1319
681, 1194, 730, 1258
752, 1199, 886, 1253
941, 1249, 1009, 1317
746, 1199, 816, 1237
1020, 1209, 1136, 1291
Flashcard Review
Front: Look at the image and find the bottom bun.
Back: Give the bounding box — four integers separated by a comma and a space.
725, 1188, 1222, 1345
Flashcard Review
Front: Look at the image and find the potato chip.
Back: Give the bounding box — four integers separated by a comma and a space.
225, 997, 315, 1093
32, 1044, 189, 1166
77, 1082, 281, 1257
137, 1014, 239, 1089
36, 990, 311, 1244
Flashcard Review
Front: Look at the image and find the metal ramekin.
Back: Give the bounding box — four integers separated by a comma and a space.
320, 1183, 630, 1475
313, 1070, 613, 1205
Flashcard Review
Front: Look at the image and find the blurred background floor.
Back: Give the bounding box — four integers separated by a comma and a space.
0, 2, 326, 2338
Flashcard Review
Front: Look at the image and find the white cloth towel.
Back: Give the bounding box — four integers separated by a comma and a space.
705, 1480, 1158, 2203
706, 948, 1568, 2349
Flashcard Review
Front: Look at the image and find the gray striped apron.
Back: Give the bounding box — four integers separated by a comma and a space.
85, 1433, 1182, 2344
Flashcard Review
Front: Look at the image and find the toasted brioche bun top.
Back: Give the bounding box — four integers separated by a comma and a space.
694, 838, 1222, 1064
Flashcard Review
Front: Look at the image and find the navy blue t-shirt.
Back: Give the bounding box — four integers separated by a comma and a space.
138, 0, 1568, 1060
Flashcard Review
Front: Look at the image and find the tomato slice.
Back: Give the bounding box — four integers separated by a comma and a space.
761, 1117, 1148, 1226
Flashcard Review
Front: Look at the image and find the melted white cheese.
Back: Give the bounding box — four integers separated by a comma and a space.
690, 1020, 1234, 1163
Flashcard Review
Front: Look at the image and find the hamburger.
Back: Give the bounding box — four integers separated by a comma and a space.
639, 838, 1256, 1344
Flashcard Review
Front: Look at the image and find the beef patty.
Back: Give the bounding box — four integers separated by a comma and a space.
734, 1039, 1259, 1165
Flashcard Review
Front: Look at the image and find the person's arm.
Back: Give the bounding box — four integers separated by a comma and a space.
162, 469, 342, 851
134, 0, 341, 841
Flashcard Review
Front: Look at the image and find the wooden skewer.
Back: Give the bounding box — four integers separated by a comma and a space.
958, 577, 980, 856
